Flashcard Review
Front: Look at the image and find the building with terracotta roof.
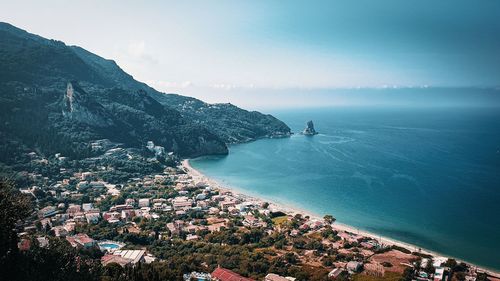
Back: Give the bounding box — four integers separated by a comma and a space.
18, 239, 31, 251
101, 254, 132, 267
219, 200, 238, 210
38, 206, 58, 218
66, 233, 95, 248
211, 267, 255, 281
207, 222, 227, 232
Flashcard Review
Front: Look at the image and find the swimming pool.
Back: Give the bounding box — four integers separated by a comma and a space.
98, 241, 124, 252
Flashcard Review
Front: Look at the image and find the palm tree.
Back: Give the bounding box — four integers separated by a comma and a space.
323, 214, 336, 225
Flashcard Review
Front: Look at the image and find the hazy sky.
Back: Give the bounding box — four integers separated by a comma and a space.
1, 0, 499, 107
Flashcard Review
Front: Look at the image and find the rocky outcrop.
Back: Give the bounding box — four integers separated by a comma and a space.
302, 120, 318, 135
60, 82, 228, 157
62, 82, 114, 127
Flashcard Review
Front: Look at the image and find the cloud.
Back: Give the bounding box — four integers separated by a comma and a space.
146, 80, 193, 91
126, 41, 158, 64
210, 83, 257, 90
128, 41, 146, 57
211, 83, 236, 90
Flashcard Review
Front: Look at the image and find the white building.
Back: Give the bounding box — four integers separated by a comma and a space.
112, 249, 146, 264
138, 198, 150, 208
82, 203, 94, 211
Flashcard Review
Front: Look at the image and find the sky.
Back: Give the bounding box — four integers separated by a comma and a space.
1, 0, 499, 108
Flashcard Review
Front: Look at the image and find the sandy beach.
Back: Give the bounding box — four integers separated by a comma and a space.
183, 161, 436, 253
181, 159, 500, 276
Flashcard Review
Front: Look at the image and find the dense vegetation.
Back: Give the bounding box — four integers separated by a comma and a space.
0, 22, 291, 166
1, 178, 330, 281
152, 94, 292, 143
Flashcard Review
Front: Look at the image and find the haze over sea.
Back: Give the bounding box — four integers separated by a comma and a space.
191, 106, 500, 271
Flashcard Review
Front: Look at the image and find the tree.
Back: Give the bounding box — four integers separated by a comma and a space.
444, 258, 457, 268
323, 214, 336, 225
0, 178, 32, 267
414, 259, 422, 273
424, 258, 435, 274
0, 179, 101, 281
336, 271, 350, 281
35, 220, 43, 231
401, 267, 414, 281
102, 263, 124, 281
454, 272, 466, 281
476, 272, 490, 281
21, 237, 102, 281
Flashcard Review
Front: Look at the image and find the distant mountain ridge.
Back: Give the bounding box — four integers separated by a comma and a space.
69, 43, 291, 143
153, 94, 292, 143
0, 22, 291, 162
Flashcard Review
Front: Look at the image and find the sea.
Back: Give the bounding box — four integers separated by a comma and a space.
190, 107, 500, 271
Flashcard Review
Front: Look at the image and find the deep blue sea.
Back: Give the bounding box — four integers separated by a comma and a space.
191, 107, 500, 270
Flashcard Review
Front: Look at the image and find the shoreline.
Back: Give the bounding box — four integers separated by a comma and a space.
182, 159, 500, 276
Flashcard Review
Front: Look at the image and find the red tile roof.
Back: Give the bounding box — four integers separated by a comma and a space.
101, 254, 131, 267
18, 239, 31, 251
66, 236, 78, 247
212, 268, 255, 281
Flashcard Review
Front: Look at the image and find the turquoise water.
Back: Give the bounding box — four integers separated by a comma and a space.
100, 243, 119, 249
99, 242, 121, 250
191, 107, 500, 270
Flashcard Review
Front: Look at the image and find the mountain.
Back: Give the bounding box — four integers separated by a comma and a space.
0, 22, 291, 163
68, 42, 291, 143
151, 94, 292, 143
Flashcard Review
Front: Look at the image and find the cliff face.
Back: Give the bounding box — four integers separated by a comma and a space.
0, 22, 289, 159
62, 82, 114, 127
302, 120, 318, 135
57, 82, 229, 157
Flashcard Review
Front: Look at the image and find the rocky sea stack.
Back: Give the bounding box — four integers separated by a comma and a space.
302, 120, 318, 135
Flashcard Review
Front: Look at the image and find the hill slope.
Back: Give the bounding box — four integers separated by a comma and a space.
0, 22, 291, 163
68, 39, 291, 143
152, 94, 292, 143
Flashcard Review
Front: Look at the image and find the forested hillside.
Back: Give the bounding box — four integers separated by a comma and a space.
0, 22, 291, 165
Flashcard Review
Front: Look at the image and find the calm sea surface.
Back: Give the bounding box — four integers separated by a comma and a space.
191, 107, 500, 270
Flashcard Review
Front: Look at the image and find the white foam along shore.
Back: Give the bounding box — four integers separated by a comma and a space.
181, 159, 500, 276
